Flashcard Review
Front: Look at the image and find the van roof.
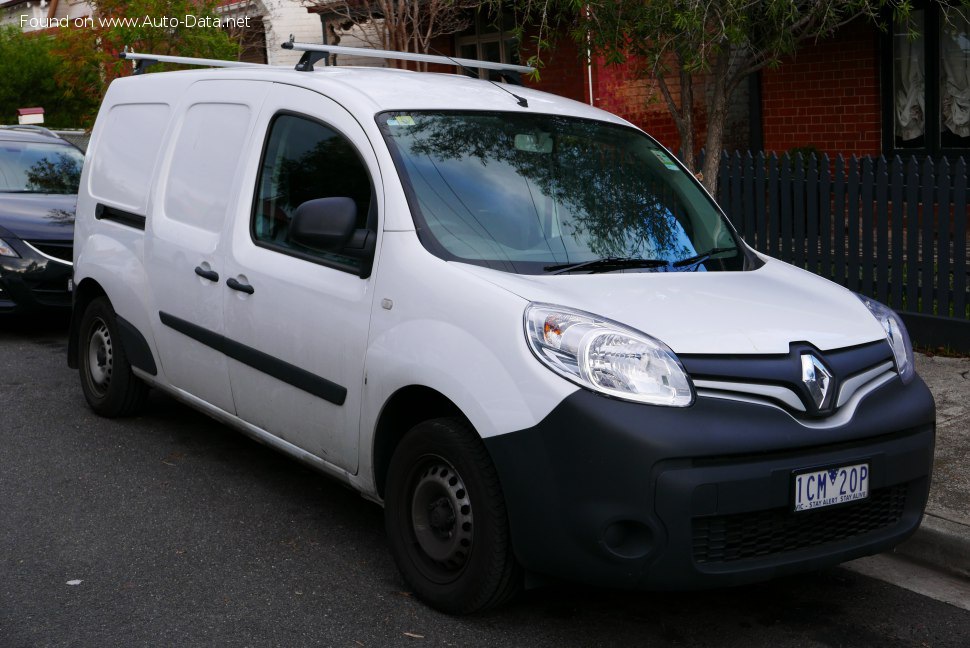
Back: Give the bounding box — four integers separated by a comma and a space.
108, 64, 628, 126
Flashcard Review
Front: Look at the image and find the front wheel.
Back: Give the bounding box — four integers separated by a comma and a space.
77, 297, 148, 417
384, 418, 521, 614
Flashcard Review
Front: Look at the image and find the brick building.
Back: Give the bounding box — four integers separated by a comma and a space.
523, 5, 969, 162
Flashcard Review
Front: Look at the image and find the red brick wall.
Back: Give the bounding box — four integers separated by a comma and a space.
527, 50, 700, 155
521, 37, 588, 103
761, 20, 882, 156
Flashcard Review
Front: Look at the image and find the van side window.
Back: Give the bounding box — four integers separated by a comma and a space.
252, 113, 373, 271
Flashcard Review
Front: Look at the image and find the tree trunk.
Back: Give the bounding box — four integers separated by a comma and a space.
700, 51, 733, 196
678, 65, 696, 172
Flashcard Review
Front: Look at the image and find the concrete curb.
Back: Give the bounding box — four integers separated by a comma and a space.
892, 513, 970, 580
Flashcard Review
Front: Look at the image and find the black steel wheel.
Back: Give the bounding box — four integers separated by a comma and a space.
77, 297, 148, 417
384, 417, 521, 614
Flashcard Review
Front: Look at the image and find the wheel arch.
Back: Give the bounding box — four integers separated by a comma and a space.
67, 278, 107, 369
372, 385, 467, 499
69, 279, 157, 377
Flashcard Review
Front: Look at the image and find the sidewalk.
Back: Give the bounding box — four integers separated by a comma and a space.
893, 353, 970, 580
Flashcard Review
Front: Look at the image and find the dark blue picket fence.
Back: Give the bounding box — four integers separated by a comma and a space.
717, 151, 970, 352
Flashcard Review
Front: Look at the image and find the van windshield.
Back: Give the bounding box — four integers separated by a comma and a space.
379, 111, 748, 275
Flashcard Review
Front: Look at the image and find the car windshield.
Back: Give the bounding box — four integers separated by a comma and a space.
379, 111, 746, 274
0, 140, 84, 195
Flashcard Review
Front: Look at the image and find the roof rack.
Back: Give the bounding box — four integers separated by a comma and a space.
0, 125, 59, 138
119, 48, 268, 75
282, 38, 535, 83
116, 42, 535, 84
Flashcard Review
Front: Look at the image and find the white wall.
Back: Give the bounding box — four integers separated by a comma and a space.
254, 0, 324, 66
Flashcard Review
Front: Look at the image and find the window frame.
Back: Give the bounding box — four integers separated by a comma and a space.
881, 2, 970, 158
454, 9, 518, 80
249, 110, 377, 277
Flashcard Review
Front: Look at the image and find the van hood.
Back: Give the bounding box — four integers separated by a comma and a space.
0, 193, 76, 241
455, 257, 887, 355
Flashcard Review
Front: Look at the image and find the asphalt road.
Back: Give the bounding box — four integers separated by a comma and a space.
2, 314, 969, 648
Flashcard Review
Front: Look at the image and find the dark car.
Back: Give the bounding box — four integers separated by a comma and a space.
0, 126, 83, 313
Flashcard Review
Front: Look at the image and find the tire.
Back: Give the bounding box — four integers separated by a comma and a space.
384, 417, 522, 614
77, 297, 149, 417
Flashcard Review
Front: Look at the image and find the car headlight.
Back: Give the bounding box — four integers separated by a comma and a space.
524, 303, 694, 406
0, 237, 20, 258
857, 295, 915, 384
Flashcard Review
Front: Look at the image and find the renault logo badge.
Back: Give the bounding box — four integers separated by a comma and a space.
801, 354, 833, 411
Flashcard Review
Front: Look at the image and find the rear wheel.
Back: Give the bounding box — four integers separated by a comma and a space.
384, 417, 521, 614
78, 297, 148, 417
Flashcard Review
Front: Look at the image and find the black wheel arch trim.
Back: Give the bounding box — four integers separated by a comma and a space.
158, 311, 347, 406
67, 285, 158, 376
115, 315, 158, 376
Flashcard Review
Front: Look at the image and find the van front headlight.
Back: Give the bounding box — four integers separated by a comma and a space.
524, 303, 694, 406
857, 295, 915, 384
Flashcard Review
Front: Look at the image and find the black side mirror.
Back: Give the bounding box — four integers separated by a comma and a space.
288, 197, 357, 251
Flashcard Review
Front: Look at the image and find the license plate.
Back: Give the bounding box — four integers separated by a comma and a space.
68, 278, 74, 292
793, 463, 869, 512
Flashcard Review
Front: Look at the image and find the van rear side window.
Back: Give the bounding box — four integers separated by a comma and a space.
89, 103, 170, 212
163, 103, 252, 233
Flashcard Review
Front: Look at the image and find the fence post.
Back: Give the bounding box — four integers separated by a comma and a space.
905, 156, 920, 314
755, 151, 767, 251
781, 154, 793, 263
819, 154, 832, 282
847, 156, 860, 292
937, 158, 952, 318
834, 155, 846, 286
768, 153, 780, 258
921, 157, 937, 315
890, 156, 905, 312
953, 158, 967, 321
807, 154, 819, 273
860, 157, 875, 298
876, 156, 890, 305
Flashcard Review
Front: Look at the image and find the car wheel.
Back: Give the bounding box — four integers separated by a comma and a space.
384, 417, 522, 614
78, 297, 148, 417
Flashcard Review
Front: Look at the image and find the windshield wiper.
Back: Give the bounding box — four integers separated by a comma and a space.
671, 247, 738, 269
545, 257, 669, 275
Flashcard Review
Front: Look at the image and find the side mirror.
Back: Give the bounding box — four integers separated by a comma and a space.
288, 197, 357, 251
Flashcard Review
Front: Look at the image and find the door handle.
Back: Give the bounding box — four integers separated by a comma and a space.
226, 277, 255, 295
194, 266, 219, 282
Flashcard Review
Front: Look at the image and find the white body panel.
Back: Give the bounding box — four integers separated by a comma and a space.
221, 84, 383, 473
145, 81, 269, 414
361, 232, 578, 444
454, 256, 887, 355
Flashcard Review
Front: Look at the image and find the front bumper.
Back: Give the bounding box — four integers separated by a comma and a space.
484, 373, 935, 590
0, 241, 72, 313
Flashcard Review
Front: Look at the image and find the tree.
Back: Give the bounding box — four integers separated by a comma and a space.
499, 1, 925, 194
0, 26, 95, 127
52, 0, 241, 128
306, 1, 480, 69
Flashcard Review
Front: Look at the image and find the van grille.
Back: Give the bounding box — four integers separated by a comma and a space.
691, 484, 908, 564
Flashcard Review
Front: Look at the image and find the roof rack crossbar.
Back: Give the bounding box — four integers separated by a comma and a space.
281, 39, 535, 76
120, 49, 268, 75
0, 125, 58, 138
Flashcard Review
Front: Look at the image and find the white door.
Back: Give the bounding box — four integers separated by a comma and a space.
222, 84, 381, 473
147, 81, 269, 414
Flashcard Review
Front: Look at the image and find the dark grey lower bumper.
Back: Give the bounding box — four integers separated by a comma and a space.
484, 374, 935, 590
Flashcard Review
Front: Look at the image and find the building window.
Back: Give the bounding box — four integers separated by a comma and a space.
885, 3, 970, 156
454, 10, 518, 80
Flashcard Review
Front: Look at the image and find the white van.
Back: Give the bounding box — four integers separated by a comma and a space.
70, 44, 935, 614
